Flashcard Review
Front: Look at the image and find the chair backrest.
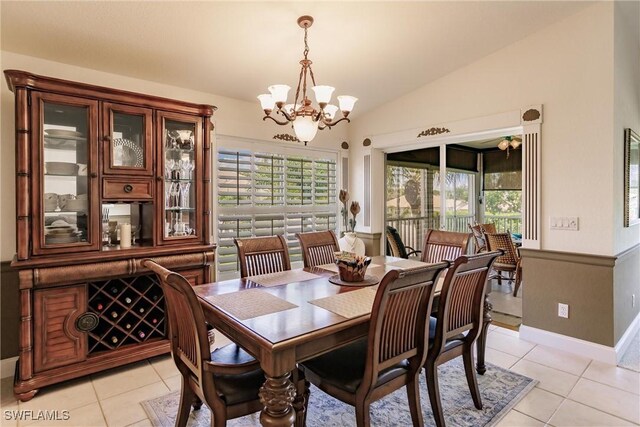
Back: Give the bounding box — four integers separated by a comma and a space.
430, 251, 502, 354
234, 235, 291, 278
296, 230, 340, 267
421, 229, 471, 263
485, 232, 519, 266
361, 261, 449, 391
385, 225, 409, 258
142, 260, 211, 387
469, 223, 497, 253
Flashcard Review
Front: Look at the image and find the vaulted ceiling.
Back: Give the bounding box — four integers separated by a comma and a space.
1, 1, 590, 115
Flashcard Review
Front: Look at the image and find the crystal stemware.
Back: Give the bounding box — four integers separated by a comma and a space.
179, 182, 191, 208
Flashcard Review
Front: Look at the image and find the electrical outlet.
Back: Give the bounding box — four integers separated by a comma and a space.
558, 303, 569, 318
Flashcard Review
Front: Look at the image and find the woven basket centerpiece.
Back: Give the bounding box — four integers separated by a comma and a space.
335, 251, 371, 282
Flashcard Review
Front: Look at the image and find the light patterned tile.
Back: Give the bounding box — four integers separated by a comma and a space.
495, 410, 545, 426
582, 360, 640, 395
19, 378, 97, 414
484, 347, 521, 370
567, 378, 640, 424
513, 387, 564, 423
549, 399, 636, 426
486, 332, 536, 358
1, 402, 19, 427
148, 355, 179, 380
126, 418, 153, 427
493, 326, 520, 338
510, 359, 579, 396
1, 377, 19, 407
523, 345, 591, 376
91, 361, 161, 400
23, 402, 106, 427
99, 381, 169, 427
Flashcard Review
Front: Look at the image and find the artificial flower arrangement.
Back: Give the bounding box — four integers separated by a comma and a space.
334, 251, 371, 282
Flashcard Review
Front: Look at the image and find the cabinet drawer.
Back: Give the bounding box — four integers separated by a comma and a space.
103, 178, 153, 200
178, 268, 207, 286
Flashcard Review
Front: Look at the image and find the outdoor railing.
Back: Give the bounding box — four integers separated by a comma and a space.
386, 214, 521, 254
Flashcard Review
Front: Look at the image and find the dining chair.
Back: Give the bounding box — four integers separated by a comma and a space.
421, 229, 471, 263
425, 251, 502, 427
234, 235, 291, 278
300, 261, 449, 427
143, 259, 309, 427
385, 225, 421, 258
296, 230, 340, 267
468, 223, 497, 253
485, 232, 522, 296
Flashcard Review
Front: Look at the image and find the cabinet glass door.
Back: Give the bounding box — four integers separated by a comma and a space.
34, 92, 100, 254
103, 103, 153, 175
159, 112, 202, 244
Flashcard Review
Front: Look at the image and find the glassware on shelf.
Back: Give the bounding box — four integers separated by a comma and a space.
101, 208, 114, 247
179, 182, 190, 208
131, 224, 142, 245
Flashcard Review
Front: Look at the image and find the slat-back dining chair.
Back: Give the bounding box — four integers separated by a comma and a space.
296, 230, 340, 267
300, 261, 449, 427
143, 259, 308, 427
485, 232, 522, 296
424, 251, 502, 427
421, 229, 471, 263
234, 235, 291, 278
385, 225, 421, 259
468, 223, 497, 253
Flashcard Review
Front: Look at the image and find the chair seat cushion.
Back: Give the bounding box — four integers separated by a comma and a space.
300, 337, 409, 394
493, 262, 517, 270
211, 344, 264, 406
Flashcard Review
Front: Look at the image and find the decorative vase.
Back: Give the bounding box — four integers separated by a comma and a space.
338, 232, 366, 256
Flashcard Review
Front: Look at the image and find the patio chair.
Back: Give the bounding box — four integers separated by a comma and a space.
469, 223, 497, 253
425, 251, 502, 427
234, 235, 291, 278
296, 230, 340, 267
421, 229, 471, 263
300, 261, 449, 427
142, 259, 308, 427
385, 225, 421, 258
485, 232, 522, 296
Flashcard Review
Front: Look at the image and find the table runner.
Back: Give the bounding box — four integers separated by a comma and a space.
316, 263, 382, 273
205, 289, 298, 320
386, 259, 429, 269
309, 288, 377, 319
246, 270, 321, 287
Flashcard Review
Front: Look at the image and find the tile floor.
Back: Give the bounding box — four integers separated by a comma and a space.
1, 327, 639, 427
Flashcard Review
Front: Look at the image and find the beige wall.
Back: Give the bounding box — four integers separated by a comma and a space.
0, 51, 347, 262
348, 2, 618, 256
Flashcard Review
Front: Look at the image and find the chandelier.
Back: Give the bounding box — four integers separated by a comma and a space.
257, 15, 357, 145
498, 136, 522, 158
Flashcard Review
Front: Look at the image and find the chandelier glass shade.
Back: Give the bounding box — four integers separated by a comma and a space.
498, 136, 522, 158
257, 16, 357, 145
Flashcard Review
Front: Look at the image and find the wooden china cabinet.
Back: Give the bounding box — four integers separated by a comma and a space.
5, 70, 216, 401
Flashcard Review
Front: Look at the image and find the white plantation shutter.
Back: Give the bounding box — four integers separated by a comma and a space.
216, 141, 338, 279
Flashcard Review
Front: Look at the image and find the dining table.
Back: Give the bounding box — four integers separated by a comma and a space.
194, 255, 493, 427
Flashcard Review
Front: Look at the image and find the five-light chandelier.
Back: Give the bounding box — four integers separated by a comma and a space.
257, 15, 357, 145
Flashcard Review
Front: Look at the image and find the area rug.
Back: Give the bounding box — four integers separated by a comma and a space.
142, 358, 536, 427
618, 329, 640, 372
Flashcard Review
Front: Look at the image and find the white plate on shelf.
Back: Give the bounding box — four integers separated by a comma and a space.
45, 235, 80, 244
44, 129, 85, 139
113, 138, 144, 168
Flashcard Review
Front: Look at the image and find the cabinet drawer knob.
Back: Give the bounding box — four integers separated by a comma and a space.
123, 184, 134, 193
90, 172, 98, 178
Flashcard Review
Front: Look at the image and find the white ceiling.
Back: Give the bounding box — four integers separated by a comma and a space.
1, 1, 590, 115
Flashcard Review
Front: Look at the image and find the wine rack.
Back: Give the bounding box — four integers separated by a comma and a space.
87, 274, 166, 354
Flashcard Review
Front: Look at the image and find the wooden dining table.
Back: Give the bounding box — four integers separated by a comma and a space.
194, 255, 493, 426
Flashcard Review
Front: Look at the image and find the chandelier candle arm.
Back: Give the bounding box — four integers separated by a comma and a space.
257, 15, 357, 145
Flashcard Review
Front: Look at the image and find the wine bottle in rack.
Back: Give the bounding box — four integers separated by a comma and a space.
151, 293, 160, 302
137, 330, 146, 339
93, 298, 105, 311
138, 306, 145, 314
151, 318, 158, 325
110, 336, 119, 344
124, 323, 132, 330
124, 297, 132, 305
110, 310, 119, 319
109, 286, 119, 295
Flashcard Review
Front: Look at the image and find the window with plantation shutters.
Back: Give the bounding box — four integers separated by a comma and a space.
216, 140, 338, 279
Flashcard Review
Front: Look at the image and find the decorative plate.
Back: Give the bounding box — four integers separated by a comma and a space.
328, 274, 379, 287
44, 129, 85, 139
113, 138, 144, 168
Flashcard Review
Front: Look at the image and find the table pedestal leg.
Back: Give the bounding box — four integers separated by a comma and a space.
476, 294, 492, 375
259, 372, 297, 427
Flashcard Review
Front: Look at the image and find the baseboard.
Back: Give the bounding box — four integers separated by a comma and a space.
1, 356, 17, 379
615, 312, 640, 364
519, 326, 617, 365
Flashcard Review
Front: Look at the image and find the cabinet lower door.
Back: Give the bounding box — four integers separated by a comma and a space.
34, 285, 87, 372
